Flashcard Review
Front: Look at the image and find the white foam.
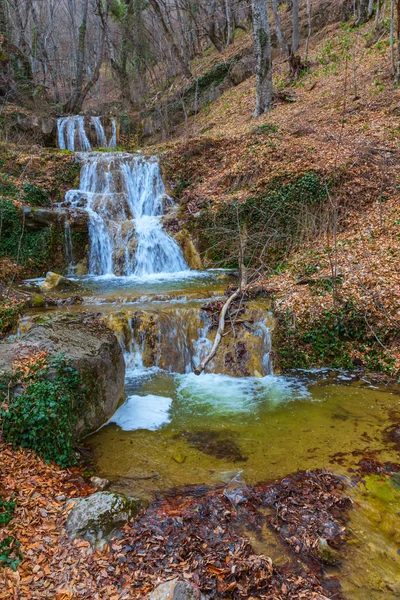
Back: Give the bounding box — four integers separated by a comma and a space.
176, 372, 310, 415
108, 394, 172, 431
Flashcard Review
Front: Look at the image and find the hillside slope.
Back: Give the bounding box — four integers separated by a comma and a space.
149, 17, 400, 376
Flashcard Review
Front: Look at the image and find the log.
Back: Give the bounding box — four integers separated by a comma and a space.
194, 286, 242, 375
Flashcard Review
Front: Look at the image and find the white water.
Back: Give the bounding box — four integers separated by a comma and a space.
108, 394, 173, 431
64, 220, 75, 275
59, 115, 188, 278
65, 153, 188, 276
57, 116, 117, 151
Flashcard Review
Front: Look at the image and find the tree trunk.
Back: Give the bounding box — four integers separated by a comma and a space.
252, 0, 274, 116
397, 0, 400, 83
148, 0, 192, 79
64, 0, 89, 113
271, 0, 289, 57
292, 0, 299, 53
356, 0, 370, 24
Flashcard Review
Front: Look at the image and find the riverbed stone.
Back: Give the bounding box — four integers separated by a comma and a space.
148, 579, 207, 600
66, 491, 143, 549
0, 313, 125, 437
40, 271, 79, 293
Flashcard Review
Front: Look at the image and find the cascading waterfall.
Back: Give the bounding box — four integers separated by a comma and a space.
105, 306, 273, 377
64, 220, 75, 275
65, 153, 188, 276
59, 115, 188, 277
57, 116, 117, 151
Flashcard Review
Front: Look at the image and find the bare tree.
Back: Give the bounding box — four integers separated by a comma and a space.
252, 0, 273, 116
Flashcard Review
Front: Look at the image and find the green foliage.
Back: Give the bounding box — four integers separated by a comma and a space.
0, 298, 25, 338
1, 355, 87, 467
0, 175, 18, 197
174, 177, 191, 197
0, 536, 22, 571
0, 497, 16, 526
21, 183, 50, 207
0, 497, 21, 571
252, 122, 280, 137
275, 301, 396, 375
0, 199, 53, 269
197, 172, 328, 267
110, 0, 126, 21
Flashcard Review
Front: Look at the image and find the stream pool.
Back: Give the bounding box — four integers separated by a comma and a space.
23, 271, 400, 599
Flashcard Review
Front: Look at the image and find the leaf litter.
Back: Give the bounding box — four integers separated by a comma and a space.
0, 439, 351, 599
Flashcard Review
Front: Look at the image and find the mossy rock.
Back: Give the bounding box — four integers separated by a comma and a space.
66, 491, 144, 549
31, 294, 46, 308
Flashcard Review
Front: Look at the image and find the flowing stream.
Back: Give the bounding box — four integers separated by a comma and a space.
24, 117, 400, 598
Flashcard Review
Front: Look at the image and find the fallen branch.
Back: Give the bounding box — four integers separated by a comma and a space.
195, 263, 248, 375
194, 287, 242, 375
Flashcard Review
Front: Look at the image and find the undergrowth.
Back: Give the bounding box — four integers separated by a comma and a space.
0, 498, 21, 571
0, 198, 65, 275
275, 299, 397, 375
0, 354, 87, 466
197, 172, 328, 267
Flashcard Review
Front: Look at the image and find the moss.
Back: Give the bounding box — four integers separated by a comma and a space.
31, 295, 45, 308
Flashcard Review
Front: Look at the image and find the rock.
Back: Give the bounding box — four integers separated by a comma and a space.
174, 230, 202, 270
316, 537, 341, 565
90, 476, 110, 491
0, 313, 125, 437
66, 491, 142, 549
31, 294, 46, 308
40, 272, 79, 293
229, 53, 255, 86
23, 206, 62, 229
148, 579, 206, 600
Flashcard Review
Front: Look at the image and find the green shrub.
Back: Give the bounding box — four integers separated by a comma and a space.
21, 183, 50, 207
1, 355, 87, 467
0, 175, 18, 197
0, 537, 22, 571
275, 301, 396, 375
0, 198, 54, 269
197, 172, 328, 267
0, 497, 16, 526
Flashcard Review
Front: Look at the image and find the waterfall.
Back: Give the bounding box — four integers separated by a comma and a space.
57, 116, 117, 151
104, 307, 272, 377
65, 153, 188, 277
64, 220, 75, 275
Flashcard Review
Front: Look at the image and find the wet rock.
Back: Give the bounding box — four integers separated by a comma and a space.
0, 313, 125, 437
174, 229, 202, 270
90, 476, 110, 490
40, 272, 79, 293
31, 294, 46, 308
23, 206, 62, 229
316, 537, 341, 565
223, 472, 250, 506
66, 491, 143, 549
179, 430, 247, 463
148, 579, 207, 600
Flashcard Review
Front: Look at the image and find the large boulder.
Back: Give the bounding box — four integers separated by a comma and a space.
148, 580, 207, 600
66, 491, 143, 549
0, 313, 125, 437
40, 272, 79, 293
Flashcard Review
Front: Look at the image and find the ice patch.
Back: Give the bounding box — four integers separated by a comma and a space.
108, 394, 172, 431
